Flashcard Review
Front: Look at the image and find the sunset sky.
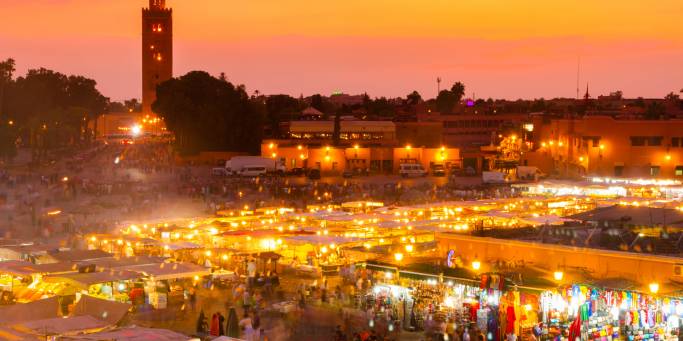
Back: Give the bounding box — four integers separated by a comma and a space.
1, 0, 682, 101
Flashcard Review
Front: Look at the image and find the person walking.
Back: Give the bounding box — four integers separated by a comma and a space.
218, 312, 226, 335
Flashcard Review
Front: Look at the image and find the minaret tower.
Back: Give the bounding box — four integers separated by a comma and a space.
142, 0, 172, 115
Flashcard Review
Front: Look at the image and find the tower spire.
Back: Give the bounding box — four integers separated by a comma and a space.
149, 0, 165, 9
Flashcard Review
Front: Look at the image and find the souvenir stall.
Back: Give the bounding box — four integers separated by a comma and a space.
539, 285, 682, 341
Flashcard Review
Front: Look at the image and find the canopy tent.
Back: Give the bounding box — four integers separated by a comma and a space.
0, 260, 37, 276
45, 249, 113, 263
71, 294, 131, 325
84, 255, 167, 270
0, 297, 60, 325
124, 262, 210, 281
162, 241, 202, 251
569, 205, 683, 227
42, 270, 141, 290
18, 315, 108, 335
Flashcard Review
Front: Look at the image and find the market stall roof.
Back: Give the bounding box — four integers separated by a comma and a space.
519, 214, 574, 227
59, 326, 189, 340
28, 261, 80, 274
46, 249, 113, 262
0, 260, 37, 276
0, 297, 60, 325
162, 241, 202, 250
18, 315, 108, 335
71, 294, 131, 325
42, 270, 141, 289
236, 251, 282, 260
284, 235, 363, 245
83, 256, 167, 270
125, 262, 210, 281
569, 205, 683, 226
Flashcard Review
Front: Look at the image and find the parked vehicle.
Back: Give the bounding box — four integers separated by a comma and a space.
307, 169, 321, 180
226, 156, 285, 175
211, 167, 229, 177
482, 171, 507, 184
399, 164, 427, 178
342, 170, 354, 178
432, 164, 446, 177
288, 167, 306, 176
240, 166, 268, 177
516, 166, 546, 181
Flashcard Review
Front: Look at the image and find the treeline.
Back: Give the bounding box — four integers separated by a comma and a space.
0, 58, 109, 162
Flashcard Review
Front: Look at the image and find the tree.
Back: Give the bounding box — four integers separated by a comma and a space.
664, 92, 680, 101
124, 98, 141, 113
310, 94, 325, 112
644, 101, 666, 120
450, 82, 466, 103
0, 58, 15, 120
406, 91, 422, 106
264, 95, 301, 138
153, 71, 263, 154
436, 90, 457, 113
610, 90, 623, 99
66, 75, 108, 142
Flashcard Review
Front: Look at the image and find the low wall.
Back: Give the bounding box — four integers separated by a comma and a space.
436, 233, 682, 290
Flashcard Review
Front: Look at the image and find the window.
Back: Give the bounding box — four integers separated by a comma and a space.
650, 166, 660, 177
630, 136, 646, 146
648, 136, 663, 146
676, 166, 683, 177
672, 137, 681, 147
152, 23, 163, 33
614, 166, 624, 177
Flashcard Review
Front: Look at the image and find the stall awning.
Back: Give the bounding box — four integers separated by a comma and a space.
125, 262, 210, 281
42, 270, 141, 289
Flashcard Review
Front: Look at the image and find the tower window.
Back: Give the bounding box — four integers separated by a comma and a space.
154, 53, 162, 61
152, 23, 163, 33
150, 45, 155, 50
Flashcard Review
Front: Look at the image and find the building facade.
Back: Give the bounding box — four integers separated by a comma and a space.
417, 111, 529, 148
523, 115, 683, 178
262, 120, 459, 174
142, 0, 173, 115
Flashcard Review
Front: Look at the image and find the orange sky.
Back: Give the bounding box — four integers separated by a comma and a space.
1, 0, 681, 100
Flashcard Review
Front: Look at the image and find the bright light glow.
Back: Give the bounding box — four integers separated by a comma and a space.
649, 282, 660, 294
385, 272, 392, 279
523, 123, 534, 132
321, 246, 328, 254
394, 253, 404, 262
471, 260, 481, 271
553, 271, 564, 281
599, 144, 605, 150
131, 125, 142, 136
405, 244, 414, 252
579, 156, 584, 162
666, 154, 672, 161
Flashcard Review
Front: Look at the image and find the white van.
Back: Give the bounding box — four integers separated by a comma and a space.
399, 164, 427, 177
240, 166, 268, 177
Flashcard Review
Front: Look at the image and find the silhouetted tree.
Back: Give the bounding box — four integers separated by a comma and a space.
153, 71, 263, 154
406, 91, 422, 106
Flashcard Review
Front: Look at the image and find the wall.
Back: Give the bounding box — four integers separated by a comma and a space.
525, 115, 683, 178
437, 233, 681, 291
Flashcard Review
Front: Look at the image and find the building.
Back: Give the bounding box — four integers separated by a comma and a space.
262, 120, 459, 174
417, 111, 529, 148
142, 0, 173, 115
523, 115, 683, 178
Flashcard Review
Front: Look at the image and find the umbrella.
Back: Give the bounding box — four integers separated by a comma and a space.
226, 307, 239, 338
